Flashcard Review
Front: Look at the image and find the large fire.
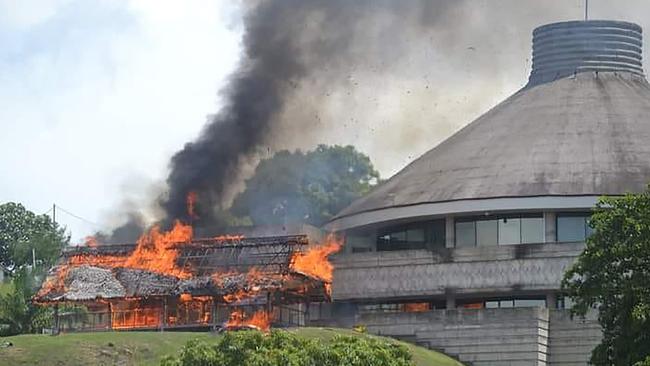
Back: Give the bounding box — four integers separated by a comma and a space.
225, 309, 272, 332
65, 221, 193, 278
36, 197, 342, 332
123, 221, 193, 278
290, 234, 342, 283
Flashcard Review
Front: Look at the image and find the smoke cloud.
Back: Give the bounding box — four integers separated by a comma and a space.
105, 0, 650, 237
160, 0, 469, 228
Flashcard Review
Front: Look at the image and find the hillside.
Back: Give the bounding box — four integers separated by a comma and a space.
0, 327, 463, 366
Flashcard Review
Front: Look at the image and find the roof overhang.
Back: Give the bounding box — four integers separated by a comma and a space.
326, 195, 604, 231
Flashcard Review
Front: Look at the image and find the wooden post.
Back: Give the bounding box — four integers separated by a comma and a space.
211, 297, 218, 331
53, 303, 59, 335
107, 302, 113, 330
161, 298, 167, 332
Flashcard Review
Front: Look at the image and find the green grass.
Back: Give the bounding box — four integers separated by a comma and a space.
0, 328, 463, 366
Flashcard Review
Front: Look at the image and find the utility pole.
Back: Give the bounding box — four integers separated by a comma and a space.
585, 0, 589, 21
52, 203, 56, 225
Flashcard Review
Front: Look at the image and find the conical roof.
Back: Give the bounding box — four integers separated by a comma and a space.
331, 20, 650, 227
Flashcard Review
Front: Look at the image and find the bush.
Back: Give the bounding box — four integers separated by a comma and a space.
161, 330, 414, 366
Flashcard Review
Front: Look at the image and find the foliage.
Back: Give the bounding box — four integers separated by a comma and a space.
0, 202, 69, 270
562, 187, 650, 365
231, 145, 380, 227
0, 267, 55, 336
0, 202, 69, 336
635, 356, 650, 366
161, 329, 414, 366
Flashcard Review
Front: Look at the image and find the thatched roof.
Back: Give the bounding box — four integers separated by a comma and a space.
35, 235, 328, 303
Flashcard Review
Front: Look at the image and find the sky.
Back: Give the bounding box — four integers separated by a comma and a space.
0, 0, 242, 241
2, 0, 650, 242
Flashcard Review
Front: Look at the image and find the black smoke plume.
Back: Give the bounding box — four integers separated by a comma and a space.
160, 0, 463, 229
102, 0, 597, 240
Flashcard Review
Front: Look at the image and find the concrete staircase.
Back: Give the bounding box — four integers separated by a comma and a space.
360, 308, 600, 366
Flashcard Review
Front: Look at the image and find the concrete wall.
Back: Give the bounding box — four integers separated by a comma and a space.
332, 243, 584, 301
547, 310, 601, 366
355, 308, 600, 366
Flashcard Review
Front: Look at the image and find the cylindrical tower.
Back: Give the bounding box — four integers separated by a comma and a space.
529, 20, 643, 86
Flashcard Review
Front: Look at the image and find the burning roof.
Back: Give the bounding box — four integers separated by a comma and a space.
35, 227, 341, 305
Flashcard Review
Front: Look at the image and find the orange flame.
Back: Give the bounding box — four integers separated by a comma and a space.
123, 221, 193, 278
214, 234, 245, 242
186, 191, 198, 219
220, 267, 267, 303
290, 235, 342, 283
84, 236, 99, 248
63, 221, 193, 279
35, 266, 70, 299
111, 302, 161, 329
225, 309, 272, 332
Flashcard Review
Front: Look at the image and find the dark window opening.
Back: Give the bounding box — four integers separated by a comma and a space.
557, 212, 593, 242
377, 220, 445, 251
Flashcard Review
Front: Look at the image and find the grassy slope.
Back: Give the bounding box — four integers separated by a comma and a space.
0, 328, 463, 366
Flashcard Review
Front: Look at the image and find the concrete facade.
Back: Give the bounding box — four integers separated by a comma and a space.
332, 243, 583, 301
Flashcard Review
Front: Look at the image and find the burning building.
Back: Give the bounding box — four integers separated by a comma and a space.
320, 20, 650, 365
35, 221, 340, 333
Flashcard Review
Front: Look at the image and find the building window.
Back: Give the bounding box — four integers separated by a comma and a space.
454, 214, 544, 247
557, 213, 593, 242
455, 221, 476, 247
484, 298, 546, 308
476, 220, 498, 246
377, 220, 446, 251
498, 217, 521, 245
521, 217, 545, 243
377, 225, 426, 251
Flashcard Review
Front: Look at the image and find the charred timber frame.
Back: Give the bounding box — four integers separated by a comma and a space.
174, 235, 309, 275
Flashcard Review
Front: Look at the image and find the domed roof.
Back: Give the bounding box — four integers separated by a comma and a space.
331, 20, 650, 228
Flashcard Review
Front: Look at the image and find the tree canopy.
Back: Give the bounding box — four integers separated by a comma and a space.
231, 145, 380, 227
562, 187, 650, 365
0, 202, 69, 336
0, 202, 68, 270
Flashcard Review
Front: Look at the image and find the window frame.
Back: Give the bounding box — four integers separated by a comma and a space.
454, 213, 545, 248
556, 212, 593, 243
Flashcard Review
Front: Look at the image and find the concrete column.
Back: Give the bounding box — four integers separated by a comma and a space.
544, 212, 557, 243
446, 294, 456, 309
445, 216, 455, 248
546, 292, 557, 309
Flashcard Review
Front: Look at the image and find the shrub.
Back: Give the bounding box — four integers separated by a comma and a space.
162, 330, 414, 366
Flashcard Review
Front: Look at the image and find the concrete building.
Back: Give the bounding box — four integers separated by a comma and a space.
319, 20, 650, 365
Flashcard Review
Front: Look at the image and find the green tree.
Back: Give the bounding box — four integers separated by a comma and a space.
562, 187, 650, 365
0, 202, 68, 270
161, 330, 414, 366
0, 202, 69, 336
231, 145, 380, 227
